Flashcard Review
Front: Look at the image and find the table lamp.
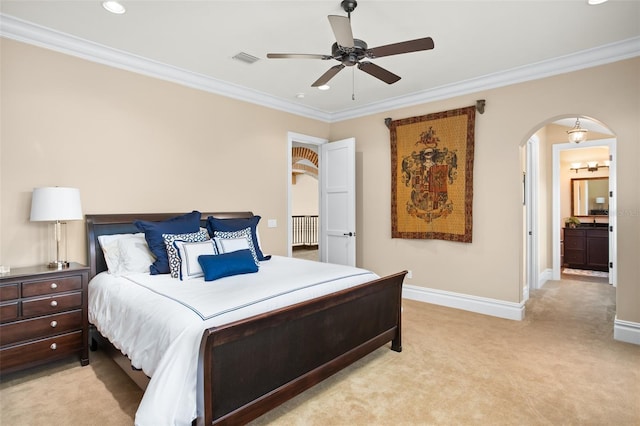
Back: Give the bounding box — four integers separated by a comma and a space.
30, 187, 83, 269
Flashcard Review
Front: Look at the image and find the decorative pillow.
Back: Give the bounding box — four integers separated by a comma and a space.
213, 227, 259, 265
198, 249, 259, 282
173, 239, 217, 280
162, 228, 210, 278
134, 211, 201, 275
97, 233, 154, 276
206, 215, 270, 261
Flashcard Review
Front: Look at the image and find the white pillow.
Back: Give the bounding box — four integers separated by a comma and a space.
98, 233, 154, 276
173, 239, 217, 280
214, 236, 250, 253
213, 227, 259, 265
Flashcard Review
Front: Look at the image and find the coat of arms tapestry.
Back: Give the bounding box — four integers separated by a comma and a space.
390, 106, 475, 242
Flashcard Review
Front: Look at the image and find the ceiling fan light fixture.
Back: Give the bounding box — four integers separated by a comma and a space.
102, 1, 126, 14
567, 118, 588, 143
587, 0, 608, 5
317, 85, 330, 91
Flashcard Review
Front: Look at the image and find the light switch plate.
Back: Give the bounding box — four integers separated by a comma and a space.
267, 219, 277, 228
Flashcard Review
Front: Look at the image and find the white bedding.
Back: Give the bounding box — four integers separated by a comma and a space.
88, 255, 379, 426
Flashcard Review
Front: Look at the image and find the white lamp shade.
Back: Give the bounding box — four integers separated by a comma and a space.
30, 187, 83, 221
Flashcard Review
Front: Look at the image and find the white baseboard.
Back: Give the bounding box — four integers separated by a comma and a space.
538, 268, 553, 288
402, 284, 525, 321
614, 317, 640, 345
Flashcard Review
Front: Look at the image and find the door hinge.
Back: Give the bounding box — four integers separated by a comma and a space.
610, 191, 613, 197
610, 262, 613, 268
609, 225, 613, 232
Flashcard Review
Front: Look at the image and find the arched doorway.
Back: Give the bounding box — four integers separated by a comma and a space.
522, 115, 617, 297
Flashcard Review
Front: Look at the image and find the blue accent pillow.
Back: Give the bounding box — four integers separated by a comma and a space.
206, 215, 270, 261
134, 211, 201, 275
198, 249, 259, 282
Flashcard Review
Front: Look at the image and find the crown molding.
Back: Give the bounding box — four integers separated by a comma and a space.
0, 14, 332, 122
331, 35, 640, 122
2, 13, 638, 124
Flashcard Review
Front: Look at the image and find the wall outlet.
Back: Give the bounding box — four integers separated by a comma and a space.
267, 219, 277, 228
406, 270, 412, 279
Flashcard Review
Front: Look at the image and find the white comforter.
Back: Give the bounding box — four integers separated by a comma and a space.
88, 256, 379, 426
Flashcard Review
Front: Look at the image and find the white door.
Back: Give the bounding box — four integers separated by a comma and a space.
320, 138, 356, 266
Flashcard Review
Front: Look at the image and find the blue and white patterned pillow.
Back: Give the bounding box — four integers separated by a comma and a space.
213, 227, 259, 266
163, 228, 210, 278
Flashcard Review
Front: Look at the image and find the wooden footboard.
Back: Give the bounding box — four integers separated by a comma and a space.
196, 271, 406, 425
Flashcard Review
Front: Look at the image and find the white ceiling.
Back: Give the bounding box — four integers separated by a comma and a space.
1, 1, 639, 122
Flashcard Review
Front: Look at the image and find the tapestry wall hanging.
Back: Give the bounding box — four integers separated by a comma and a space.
390, 105, 475, 242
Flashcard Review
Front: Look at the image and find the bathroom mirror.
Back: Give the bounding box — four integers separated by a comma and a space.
571, 177, 608, 216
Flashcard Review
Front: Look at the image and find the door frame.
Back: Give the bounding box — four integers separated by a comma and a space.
287, 132, 327, 257
524, 135, 540, 298
551, 137, 617, 285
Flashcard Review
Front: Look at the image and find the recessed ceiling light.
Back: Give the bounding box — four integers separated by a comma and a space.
102, 1, 126, 14
296, 93, 305, 99
317, 85, 330, 91
587, 0, 608, 5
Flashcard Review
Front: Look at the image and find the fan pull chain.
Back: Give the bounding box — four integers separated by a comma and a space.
352, 67, 355, 101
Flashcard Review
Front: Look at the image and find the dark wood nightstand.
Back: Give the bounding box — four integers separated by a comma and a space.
0, 263, 89, 375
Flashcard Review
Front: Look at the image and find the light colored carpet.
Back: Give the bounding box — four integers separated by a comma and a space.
1, 278, 638, 425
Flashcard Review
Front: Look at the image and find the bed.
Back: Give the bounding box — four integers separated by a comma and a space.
85, 211, 406, 425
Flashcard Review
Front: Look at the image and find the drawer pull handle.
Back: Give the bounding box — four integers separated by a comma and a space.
50, 283, 58, 289
50, 300, 58, 307
50, 343, 57, 350
50, 320, 58, 328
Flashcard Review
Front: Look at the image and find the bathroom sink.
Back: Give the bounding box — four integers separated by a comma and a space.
577, 223, 609, 228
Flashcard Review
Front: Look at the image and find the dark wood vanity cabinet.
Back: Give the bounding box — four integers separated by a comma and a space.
563, 227, 609, 271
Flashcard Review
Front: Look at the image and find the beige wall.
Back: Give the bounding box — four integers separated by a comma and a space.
291, 174, 318, 216
0, 39, 329, 267
2, 39, 638, 324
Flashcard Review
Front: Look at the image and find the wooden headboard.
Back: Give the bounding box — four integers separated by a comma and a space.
85, 212, 254, 280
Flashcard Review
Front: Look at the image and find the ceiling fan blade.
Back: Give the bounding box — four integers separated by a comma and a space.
357, 62, 401, 84
267, 53, 332, 60
328, 15, 354, 48
367, 37, 435, 59
311, 64, 346, 87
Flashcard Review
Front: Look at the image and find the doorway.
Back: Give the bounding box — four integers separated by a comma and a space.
552, 136, 617, 286
287, 132, 325, 259
522, 116, 617, 296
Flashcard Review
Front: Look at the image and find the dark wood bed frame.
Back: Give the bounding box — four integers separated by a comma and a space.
85, 212, 406, 425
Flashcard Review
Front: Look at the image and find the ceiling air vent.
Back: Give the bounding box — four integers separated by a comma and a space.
232, 52, 260, 64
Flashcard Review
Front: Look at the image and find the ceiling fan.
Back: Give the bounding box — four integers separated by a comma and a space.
266, 0, 435, 87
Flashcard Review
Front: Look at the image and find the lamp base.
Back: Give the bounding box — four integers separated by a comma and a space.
48, 260, 70, 270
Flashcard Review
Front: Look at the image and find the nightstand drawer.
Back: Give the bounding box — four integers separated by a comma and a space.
0, 284, 18, 301
22, 276, 82, 298
22, 292, 82, 317
0, 302, 18, 322
0, 330, 83, 373
0, 310, 83, 346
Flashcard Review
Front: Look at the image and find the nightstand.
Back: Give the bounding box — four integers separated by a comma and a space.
0, 263, 89, 375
